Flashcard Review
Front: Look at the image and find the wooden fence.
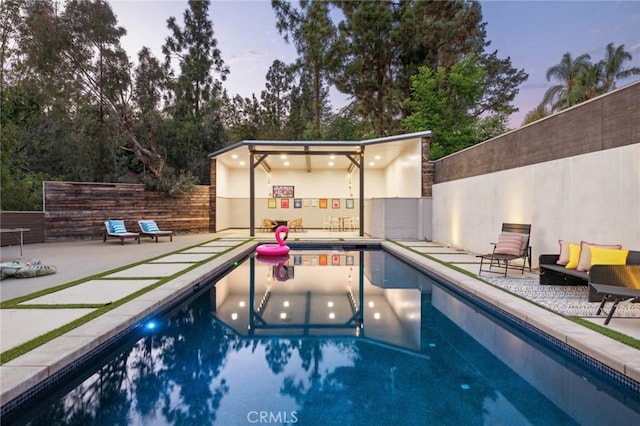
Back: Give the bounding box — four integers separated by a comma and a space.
43, 182, 211, 242
0, 212, 46, 246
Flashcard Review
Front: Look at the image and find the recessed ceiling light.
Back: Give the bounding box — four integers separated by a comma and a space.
284, 161, 290, 166
231, 154, 238, 159
375, 155, 381, 160
239, 161, 246, 166
280, 154, 287, 160
329, 155, 336, 160
369, 162, 375, 166
328, 162, 334, 166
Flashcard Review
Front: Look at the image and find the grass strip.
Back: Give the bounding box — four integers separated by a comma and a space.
0, 239, 253, 363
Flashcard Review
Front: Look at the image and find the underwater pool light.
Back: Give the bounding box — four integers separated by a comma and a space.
145, 321, 158, 331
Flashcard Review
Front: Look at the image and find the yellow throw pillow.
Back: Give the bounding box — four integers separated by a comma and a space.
576, 241, 622, 271
565, 243, 581, 269
589, 246, 629, 266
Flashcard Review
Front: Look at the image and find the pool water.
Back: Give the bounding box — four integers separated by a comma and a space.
10, 249, 640, 425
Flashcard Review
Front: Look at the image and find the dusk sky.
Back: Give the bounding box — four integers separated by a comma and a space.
108, 0, 640, 129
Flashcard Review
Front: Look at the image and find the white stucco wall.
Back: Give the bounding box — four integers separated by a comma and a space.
383, 140, 422, 197
432, 143, 640, 266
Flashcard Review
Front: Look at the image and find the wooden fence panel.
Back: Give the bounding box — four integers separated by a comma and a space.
44, 182, 211, 242
0, 212, 46, 245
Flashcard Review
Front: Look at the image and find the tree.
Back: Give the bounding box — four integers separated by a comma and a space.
331, 0, 401, 137
330, 0, 519, 139
472, 50, 528, 118
521, 104, 550, 126
162, 0, 229, 183
220, 92, 264, 142
260, 60, 295, 138
543, 52, 592, 111
272, 0, 336, 138
132, 47, 170, 177
13, 0, 166, 181
0, 84, 52, 210
284, 74, 315, 140
539, 43, 639, 115
599, 42, 640, 92
404, 55, 485, 159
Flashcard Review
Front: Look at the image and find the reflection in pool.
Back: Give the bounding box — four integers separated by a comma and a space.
11, 249, 640, 425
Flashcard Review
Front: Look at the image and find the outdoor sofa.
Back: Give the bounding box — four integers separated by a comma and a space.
539, 248, 640, 302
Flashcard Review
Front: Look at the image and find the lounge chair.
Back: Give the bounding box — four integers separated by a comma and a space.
592, 283, 640, 325
138, 220, 173, 242
103, 220, 140, 245
477, 223, 532, 277
590, 264, 640, 324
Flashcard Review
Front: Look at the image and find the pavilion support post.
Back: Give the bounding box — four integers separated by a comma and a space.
209, 158, 217, 232
250, 148, 256, 237
359, 146, 364, 237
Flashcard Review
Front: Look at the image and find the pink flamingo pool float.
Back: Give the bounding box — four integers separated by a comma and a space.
256, 225, 290, 256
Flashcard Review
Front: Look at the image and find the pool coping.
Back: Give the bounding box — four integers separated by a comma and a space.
1, 239, 639, 414
382, 242, 640, 385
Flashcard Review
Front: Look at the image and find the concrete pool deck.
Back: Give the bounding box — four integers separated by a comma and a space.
1, 230, 639, 409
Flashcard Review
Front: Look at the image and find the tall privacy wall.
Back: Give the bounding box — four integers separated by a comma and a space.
432, 81, 640, 266
43, 182, 211, 242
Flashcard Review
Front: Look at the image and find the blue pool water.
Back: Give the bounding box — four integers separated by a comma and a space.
8, 249, 640, 425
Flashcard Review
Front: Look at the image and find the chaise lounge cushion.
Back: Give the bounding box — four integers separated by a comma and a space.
108, 219, 127, 234
139, 221, 160, 233
540, 263, 589, 280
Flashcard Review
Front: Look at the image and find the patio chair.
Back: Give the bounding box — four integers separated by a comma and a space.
138, 220, 173, 242
477, 223, 532, 277
288, 218, 304, 232
103, 220, 140, 245
260, 218, 277, 232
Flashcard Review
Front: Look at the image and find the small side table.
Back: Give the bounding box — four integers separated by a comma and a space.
0, 228, 30, 256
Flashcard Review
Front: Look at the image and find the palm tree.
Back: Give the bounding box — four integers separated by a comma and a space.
575, 62, 604, 102
543, 52, 592, 111
599, 43, 640, 92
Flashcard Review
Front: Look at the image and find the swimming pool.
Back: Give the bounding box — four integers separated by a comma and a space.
7, 248, 640, 425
